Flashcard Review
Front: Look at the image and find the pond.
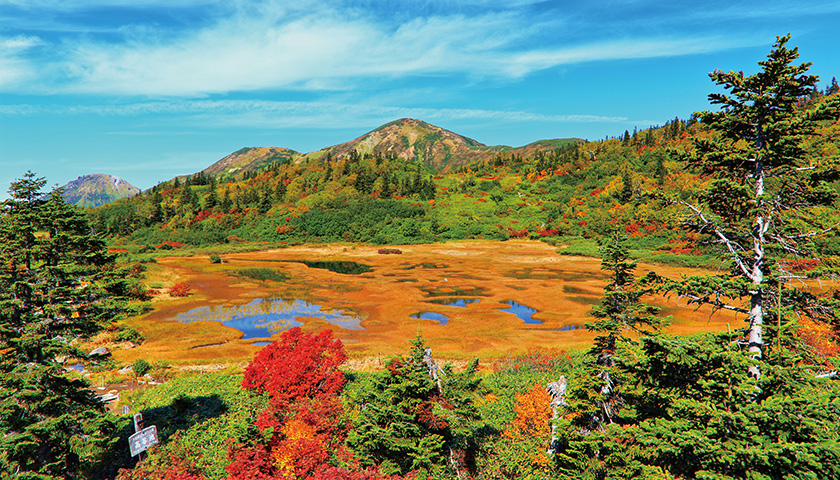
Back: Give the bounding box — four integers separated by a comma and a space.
425, 298, 481, 307
410, 312, 449, 325
172, 298, 364, 340
496, 300, 542, 325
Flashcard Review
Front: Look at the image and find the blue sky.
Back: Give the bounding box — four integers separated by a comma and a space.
2, 0, 839, 197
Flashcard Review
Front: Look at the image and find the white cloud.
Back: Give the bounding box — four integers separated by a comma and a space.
503, 36, 755, 76
0, 0, 761, 97
0, 35, 44, 89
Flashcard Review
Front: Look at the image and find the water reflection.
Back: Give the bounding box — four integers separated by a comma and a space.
410, 312, 449, 325
496, 300, 542, 325
173, 298, 364, 339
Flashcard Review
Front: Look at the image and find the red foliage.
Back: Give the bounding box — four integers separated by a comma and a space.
589, 188, 603, 196
108, 248, 129, 253
416, 400, 449, 430
192, 210, 212, 223
226, 443, 276, 480
157, 240, 187, 249
492, 347, 570, 372
169, 282, 191, 297
509, 229, 529, 238
779, 258, 821, 272
378, 248, 403, 254
227, 329, 353, 480
242, 328, 346, 409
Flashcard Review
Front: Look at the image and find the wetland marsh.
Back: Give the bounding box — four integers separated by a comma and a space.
117, 240, 733, 366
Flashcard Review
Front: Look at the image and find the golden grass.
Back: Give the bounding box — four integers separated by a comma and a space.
113, 240, 735, 367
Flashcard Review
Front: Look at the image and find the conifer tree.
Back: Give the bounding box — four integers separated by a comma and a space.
0, 172, 135, 479
674, 34, 840, 380
347, 336, 481, 478
618, 170, 634, 203
570, 233, 664, 435
203, 184, 218, 210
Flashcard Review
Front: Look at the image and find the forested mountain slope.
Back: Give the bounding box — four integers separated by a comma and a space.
90, 92, 840, 262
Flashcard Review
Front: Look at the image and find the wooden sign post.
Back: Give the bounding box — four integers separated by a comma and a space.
128, 412, 159, 458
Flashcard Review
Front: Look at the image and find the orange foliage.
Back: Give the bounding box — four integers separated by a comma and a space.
502, 384, 552, 467
504, 383, 551, 442
272, 418, 327, 477
798, 317, 840, 363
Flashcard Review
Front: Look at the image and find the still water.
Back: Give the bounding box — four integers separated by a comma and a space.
496, 300, 542, 325
173, 297, 364, 339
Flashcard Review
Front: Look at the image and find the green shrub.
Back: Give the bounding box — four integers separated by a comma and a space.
209, 254, 222, 263
228, 268, 286, 282
132, 359, 151, 376
114, 325, 144, 343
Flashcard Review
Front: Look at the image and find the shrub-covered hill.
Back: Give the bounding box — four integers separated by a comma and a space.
301, 117, 505, 172
90, 91, 840, 260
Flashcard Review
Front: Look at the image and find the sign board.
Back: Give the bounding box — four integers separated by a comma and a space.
128, 425, 159, 457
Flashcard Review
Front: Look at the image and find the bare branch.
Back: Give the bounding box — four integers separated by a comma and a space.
680, 293, 750, 314
679, 201, 753, 278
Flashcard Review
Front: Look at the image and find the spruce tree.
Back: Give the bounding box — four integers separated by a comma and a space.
347, 336, 481, 478
0, 173, 136, 479
348, 336, 447, 476
674, 34, 840, 380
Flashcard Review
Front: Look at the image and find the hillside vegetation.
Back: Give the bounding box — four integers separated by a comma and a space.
92, 93, 840, 267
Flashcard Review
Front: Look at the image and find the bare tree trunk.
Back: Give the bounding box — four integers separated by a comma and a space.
747, 150, 766, 380
423, 348, 463, 480
546, 376, 567, 454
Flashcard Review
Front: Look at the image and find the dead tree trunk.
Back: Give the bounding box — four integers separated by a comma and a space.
546, 376, 567, 454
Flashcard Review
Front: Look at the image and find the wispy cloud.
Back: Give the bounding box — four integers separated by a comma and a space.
0, 35, 44, 89
0, 0, 766, 97
0, 99, 630, 127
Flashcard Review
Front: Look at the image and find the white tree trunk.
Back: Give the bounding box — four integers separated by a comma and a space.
747, 155, 766, 380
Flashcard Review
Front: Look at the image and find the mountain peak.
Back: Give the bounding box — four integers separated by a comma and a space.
311, 118, 487, 171
60, 173, 140, 207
